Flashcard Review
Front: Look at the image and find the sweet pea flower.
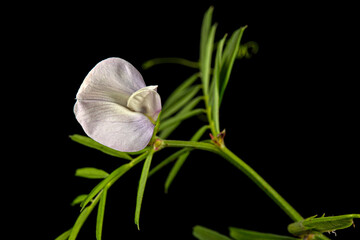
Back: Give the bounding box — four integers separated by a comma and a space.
74, 57, 162, 152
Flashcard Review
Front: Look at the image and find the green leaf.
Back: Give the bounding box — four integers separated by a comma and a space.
161, 84, 202, 120
65, 152, 148, 240
305, 214, 360, 231
162, 73, 199, 111
126, 146, 152, 155
80, 164, 130, 211
229, 227, 299, 240
219, 26, 247, 104
193, 225, 232, 240
312, 234, 331, 240
69, 190, 103, 240
71, 194, 88, 206
200, 6, 214, 67
164, 125, 210, 192
134, 150, 154, 230
96, 185, 108, 240
209, 34, 227, 134
288, 214, 360, 237
75, 167, 109, 179
201, 23, 217, 96
158, 96, 203, 139
55, 228, 72, 240
70, 134, 132, 160
164, 151, 190, 193
158, 108, 205, 132
199, 6, 217, 97
149, 148, 189, 177
191, 125, 210, 141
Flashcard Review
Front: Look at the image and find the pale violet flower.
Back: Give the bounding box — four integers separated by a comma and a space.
74, 57, 162, 152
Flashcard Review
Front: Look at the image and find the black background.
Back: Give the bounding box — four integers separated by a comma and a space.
12, 1, 359, 239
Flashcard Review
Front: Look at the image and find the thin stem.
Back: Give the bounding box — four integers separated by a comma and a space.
127, 151, 149, 168
163, 139, 220, 154
162, 139, 303, 222
142, 57, 199, 70
204, 95, 218, 136
219, 146, 303, 222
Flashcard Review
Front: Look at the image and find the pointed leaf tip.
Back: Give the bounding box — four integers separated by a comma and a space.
219, 26, 247, 104
134, 151, 154, 230
70, 134, 133, 160
193, 225, 232, 240
75, 167, 109, 179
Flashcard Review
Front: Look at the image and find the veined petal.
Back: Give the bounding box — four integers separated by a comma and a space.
74, 100, 154, 152
127, 86, 162, 122
76, 58, 146, 106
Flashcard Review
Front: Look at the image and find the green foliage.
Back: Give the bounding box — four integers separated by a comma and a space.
201, 23, 217, 97
237, 41, 259, 59
79, 152, 148, 212
311, 234, 331, 240
219, 26, 247, 104
70, 194, 87, 206
199, 6, 217, 98
58, 6, 358, 240
75, 167, 109, 179
69, 190, 103, 240
200, 6, 214, 74
56, 152, 148, 239
79, 164, 129, 211
198, 6, 247, 136
149, 148, 190, 177
164, 151, 190, 193
193, 226, 300, 240
161, 84, 202, 119
209, 34, 227, 133
96, 186, 108, 240
151, 6, 249, 138
161, 73, 199, 112
158, 96, 204, 139
164, 125, 209, 192
193, 225, 232, 240
229, 227, 299, 240
142, 57, 199, 69
55, 229, 72, 240
70, 134, 132, 160
135, 150, 154, 229
159, 108, 206, 132
157, 73, 206, 139
288, 214, 360, 237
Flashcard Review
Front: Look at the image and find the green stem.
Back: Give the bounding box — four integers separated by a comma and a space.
162, 139, 303, 222
204, 95, 218, 136
164, 139, 220, 154
142, 57, 199, 69
219, 146, 303, 222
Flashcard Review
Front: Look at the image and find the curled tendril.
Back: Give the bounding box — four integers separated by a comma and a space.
237, 41, 259, 59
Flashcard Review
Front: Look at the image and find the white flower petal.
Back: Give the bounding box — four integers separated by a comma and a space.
127, 86, 162, 122
74, 99, 154, 152
76, 57, 146, 106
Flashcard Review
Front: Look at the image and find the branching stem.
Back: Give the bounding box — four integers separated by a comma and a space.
162, 139, 303, 222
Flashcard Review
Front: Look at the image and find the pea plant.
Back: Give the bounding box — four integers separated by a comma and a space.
56, 7, 359, 240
